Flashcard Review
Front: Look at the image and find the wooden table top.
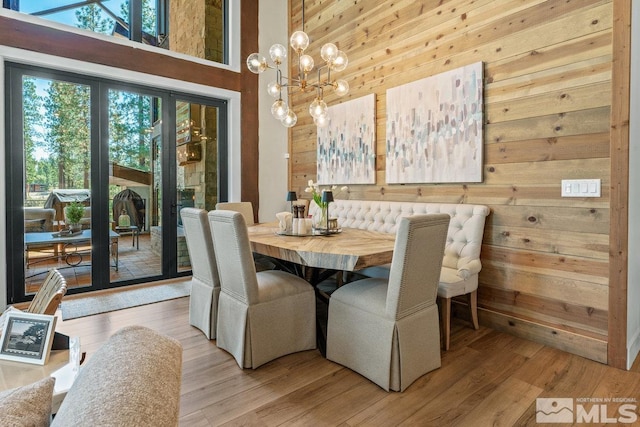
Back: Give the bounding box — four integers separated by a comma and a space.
247, 222, 396, 271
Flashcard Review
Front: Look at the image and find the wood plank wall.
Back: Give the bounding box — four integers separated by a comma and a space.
287, 0, 615, 363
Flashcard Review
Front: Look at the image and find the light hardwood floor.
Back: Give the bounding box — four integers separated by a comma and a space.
55, 289, 640, 426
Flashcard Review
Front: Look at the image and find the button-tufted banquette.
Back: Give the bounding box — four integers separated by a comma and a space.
310, 199, 490, 350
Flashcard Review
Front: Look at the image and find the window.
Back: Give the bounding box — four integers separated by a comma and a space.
2, 0, 228, 64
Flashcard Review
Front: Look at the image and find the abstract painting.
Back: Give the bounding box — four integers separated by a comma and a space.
317, 93, 376, 185
385, 62, 483, 183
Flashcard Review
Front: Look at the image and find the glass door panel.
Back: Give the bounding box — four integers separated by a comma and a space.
176, 100, 220, 273
23, 76, 93, 294
108, 89, 161, 283
7, 62, 229, 303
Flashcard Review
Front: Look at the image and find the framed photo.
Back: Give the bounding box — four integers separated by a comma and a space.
0, 312, 57, 365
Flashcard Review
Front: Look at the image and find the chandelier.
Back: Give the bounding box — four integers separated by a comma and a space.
246, 1, 349, 127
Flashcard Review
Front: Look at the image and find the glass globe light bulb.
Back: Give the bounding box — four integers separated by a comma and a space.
320, 43, 338, 62
290, 30, 309, 52
271, 99, 288, 120
330, 51, 348, 72
267, 81, 281, 98
299, 54, 315, 73
269, 44, 287, 64
282, 110, 298, 127
246, 53, 267, 73
334, 79, 349, 96
314, 113, 329, 128
309, 98, 328, 119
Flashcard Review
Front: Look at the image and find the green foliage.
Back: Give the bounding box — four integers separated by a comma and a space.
75, 4, 112, 34
109, 90, 152, 171
24, 84, 153, 199
44, 80, 91, 189
119, 0, 157, 35
66, 202, 85, 224
23, 77, 42, 185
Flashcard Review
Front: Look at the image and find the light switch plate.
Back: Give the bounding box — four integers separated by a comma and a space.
561, 179, 601, 197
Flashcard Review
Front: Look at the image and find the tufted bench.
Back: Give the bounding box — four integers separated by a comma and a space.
309, 199, 490, 350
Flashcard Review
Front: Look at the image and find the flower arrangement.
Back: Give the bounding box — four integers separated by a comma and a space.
305, 180, 348, 229
305, 180, 348, 209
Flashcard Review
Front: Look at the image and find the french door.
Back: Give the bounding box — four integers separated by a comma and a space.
5, 63, 227, 303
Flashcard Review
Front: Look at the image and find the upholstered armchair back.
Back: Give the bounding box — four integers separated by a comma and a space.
310, 200, 490, 276
24, 207, 56, 232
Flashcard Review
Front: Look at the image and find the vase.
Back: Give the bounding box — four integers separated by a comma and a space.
314, 205, 328, 229
69, 223, 82, 232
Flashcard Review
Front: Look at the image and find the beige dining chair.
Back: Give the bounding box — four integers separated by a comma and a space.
181, 208, 221, 339
215, 202, 255, 224
326, 214, 450, 391
216, 201, 277, 271
27, 269, 67, 315
208, 210, 316, 369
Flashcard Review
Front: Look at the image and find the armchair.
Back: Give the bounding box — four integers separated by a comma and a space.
27, 269, 67, 315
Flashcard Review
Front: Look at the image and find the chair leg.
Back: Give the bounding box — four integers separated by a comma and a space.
440, 297, 451, 351
468, 290, 479, 330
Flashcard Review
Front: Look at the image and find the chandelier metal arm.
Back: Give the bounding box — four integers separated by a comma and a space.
245, 0, 349, 127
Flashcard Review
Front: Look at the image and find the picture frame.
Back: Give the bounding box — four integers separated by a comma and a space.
0, 312, 57, 365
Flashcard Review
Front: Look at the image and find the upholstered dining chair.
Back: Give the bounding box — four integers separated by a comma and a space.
215, 201, 277, 271
27, 269, 67, 315
208, 210, 316, 369
326, 214, 450, 392
181, 208, 221, 339
215, 202, 255, 224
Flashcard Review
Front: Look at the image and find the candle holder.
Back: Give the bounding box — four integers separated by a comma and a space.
286, 191, 297, 214
320, 190, 334, 232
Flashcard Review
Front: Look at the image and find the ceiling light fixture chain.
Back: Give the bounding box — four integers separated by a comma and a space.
246, 0, 349, 127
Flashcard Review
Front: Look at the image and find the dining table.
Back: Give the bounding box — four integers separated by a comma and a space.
247, 222, 397, 354
247, 222, 396, 274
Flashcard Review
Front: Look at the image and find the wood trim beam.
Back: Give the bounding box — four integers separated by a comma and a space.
240, 3, 259, 218
608, 0, 632, 369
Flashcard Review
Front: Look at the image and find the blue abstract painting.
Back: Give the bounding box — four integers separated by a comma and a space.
386, 62, 483, 183
317, 94, 376, 185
